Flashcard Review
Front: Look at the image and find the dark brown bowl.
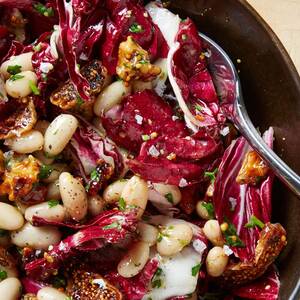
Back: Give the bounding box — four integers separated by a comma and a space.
169, 0, 300, 299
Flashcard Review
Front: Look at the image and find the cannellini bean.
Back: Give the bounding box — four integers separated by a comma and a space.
203, 220, 224, 247
152, 183, 181, 205
117, 241, 150, 278
42, 163, 69, 184
103, 179, 128, 204
25, 202, 65, 223
34, 150, 55, 165
44, 114, 79, 157
121, 176, 148, 218
0, 278, 22, 300
34, 120, 50, 135
137, 222, 158, 246
5, 70, 37, 98
5, 130, 44, 154
196, 201, 210, 220
157, 223, 193, 256
11, 222, 61, 250
132, 80, 152, 92
46, 180, 60, 200
206, 246, 229, 277
37, 287, 68, 300
94, 81, 131, 116
0, 202, 24, 231
0, 52, 33, 79
88, 195, 104, 216
59, 172, 88, 221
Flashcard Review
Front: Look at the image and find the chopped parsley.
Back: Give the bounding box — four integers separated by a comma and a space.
39, 164, 53, 179
222, 218, 245, 248
245, 215, 265, 230
7, 65, 22, 75
76, 96, 84, 107
195, 104, 203, 112
204, 168, 218, 183
90, 168, 100, 182
142, 134, 150, 141
33, 3, 54, 17
103, 222, 120, 230
151, 267, 163, 289
201, 202, 215, 219
0, 270, 7, 281
48, 200, 59, 208
129, 23, 143, 33
118, 197, 126, 211
9, 74, 24, 81
164, 193, 174, 204
191, 263, 201, 277
29, 80, 40, 95
33, 43, 42, 52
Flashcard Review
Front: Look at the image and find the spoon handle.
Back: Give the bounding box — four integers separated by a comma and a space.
234, 94, 300, 197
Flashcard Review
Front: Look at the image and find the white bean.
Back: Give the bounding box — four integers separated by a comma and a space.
25, 202, 65, 223
34, 150, 55, 165
117, 241, 150, 278
37, 287, 68, 300
203, 220, 224, 247
121, 176, 148, 218
152, 183, 181, 205
88, 195, 104, 216
59, 172, 88, 221
137, 222, 158, 246
42, 163, 68, 184
0, 52, 33, 79
0, 278, 22, 300
46, 180, 60, 200
0, 203, 24, 231
196, 201, 210, 220
94, 81, 131, 116
103, 179, 128, 204
206, 246, 229, 277
132, 80, 152, 93
5, 70, 37, 98
5, 130, 44, 154
157, 223, 193, 257
11, 223, 61, 250
34, 120, 50, 135
44, 114, 78, 157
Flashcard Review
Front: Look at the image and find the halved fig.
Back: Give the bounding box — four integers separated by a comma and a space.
219, 223, 287, 288
0, 98, 37, 140
67, 268, 122, 300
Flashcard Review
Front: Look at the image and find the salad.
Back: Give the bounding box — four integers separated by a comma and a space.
0, 1, 287, 299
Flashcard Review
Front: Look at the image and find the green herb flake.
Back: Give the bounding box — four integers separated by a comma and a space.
201, 202, 215, 219
139, 59, 149, 65
151, 267, 163, 289
0, 270, 7, 281
33, 43, 42, 52
33, 3, 54, 17
245, 215, 265, 230
29, 80, 40, 95
194, 104, 203, 112
48, 200, 59, 208
164, 193, 174, 204
157, 231, 163, 242
222, 218, 245, 248
90, 168, 100, 182
129, 23, 143, 33
204, 168, 218, 183
118, 197, 126, 211
103, 222, 120, 230
76, 96, 84, 107
7, 65, 22, 75
9, 74, 24, 81
141, 134, 150, 141
38, 164, 53, 179
191, 263, 201, 277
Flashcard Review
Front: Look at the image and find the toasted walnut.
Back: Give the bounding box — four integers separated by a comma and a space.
0, 153, 40, 201
236, 150, 269, 185
0, 98, 37, 140
219, 223, 287, 287
67, 268, 122, 300
117, 36, 161, 84
22, 294, 37, 300
50, 60, 109, 111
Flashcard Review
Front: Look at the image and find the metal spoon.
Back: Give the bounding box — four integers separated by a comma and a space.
200, 32, 300, 197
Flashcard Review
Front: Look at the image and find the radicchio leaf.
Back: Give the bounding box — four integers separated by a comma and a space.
21, 277, 47, 294
213, 128, 274, 262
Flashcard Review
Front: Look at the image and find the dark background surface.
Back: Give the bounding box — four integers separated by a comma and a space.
169, 0, 300, 299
